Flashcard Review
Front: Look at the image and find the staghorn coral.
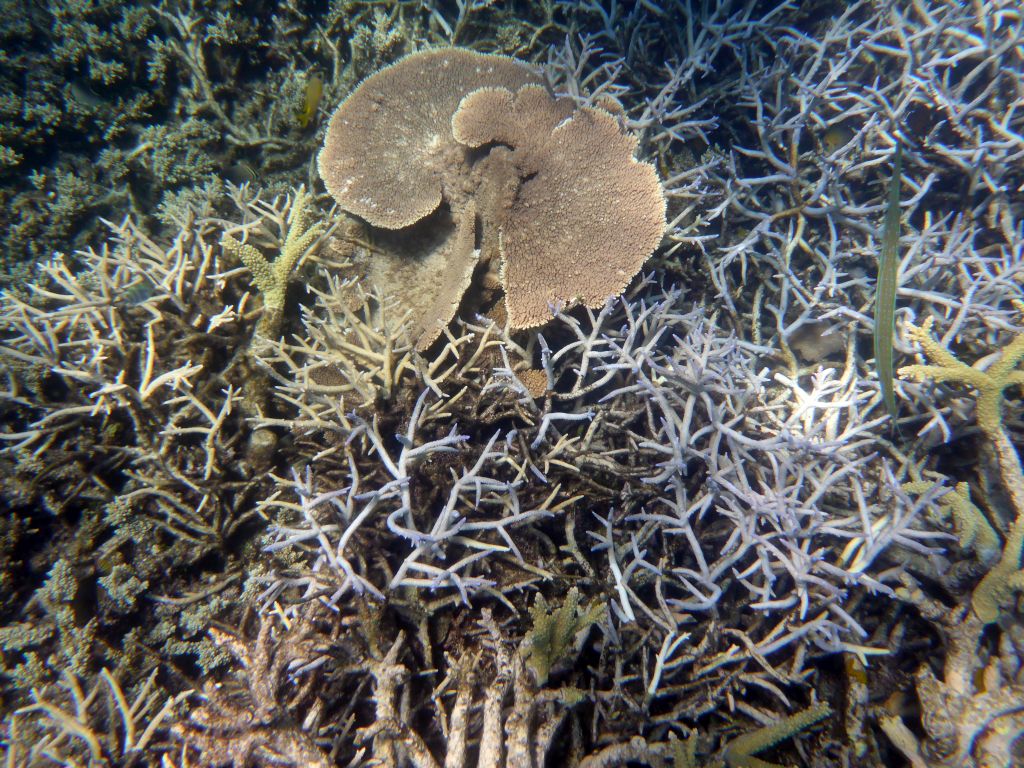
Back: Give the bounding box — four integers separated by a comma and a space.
171, 600, 593, 768
882, 584, 1024, 767
172, 610, 334, 768
534, 3, 1024, 760
720, 702, 831, 768
0, 196, 309, 737
317, 47, 666, 346
900, 311, 1024, 623
220, 187, 326, 338
247, 245, 937, 764
7, 667, 187, 768
564, 702, 831, 768
0, 213, 256, 540
903, 479, 1001, 564
666, 702, 832, 768
280, 3, 1024, 759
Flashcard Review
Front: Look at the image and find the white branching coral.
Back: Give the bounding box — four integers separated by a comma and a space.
259, 395, 557, 604
251, 265, 942, 700
0, 215, 253, 539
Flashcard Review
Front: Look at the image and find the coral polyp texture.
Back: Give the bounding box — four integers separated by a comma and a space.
2, 1, 1024, 768
453, 84, 667, 327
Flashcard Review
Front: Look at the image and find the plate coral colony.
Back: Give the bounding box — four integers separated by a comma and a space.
0, 2, 1022, 767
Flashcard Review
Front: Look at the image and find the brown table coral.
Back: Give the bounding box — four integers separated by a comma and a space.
317, 47, 666, 347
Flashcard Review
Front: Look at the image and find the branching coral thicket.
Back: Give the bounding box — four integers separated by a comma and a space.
0, 194, 301, 759
7, 667, 188, 767
534, 1, 1023, 764
550, 5, 1022, 507
171, 612, 334, 768
244, 257, 938, 765
553, 0, 1024, 431
0, 214, 251, 529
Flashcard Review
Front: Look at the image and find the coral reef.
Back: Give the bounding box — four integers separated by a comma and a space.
1, 1, 1024, 767
880, 588, 1024, 767
317, 48, 541, 347
901, 311, 1024, 623
0, 191, 317, 762
221, 187, 326, 337
2, 0, 501, 281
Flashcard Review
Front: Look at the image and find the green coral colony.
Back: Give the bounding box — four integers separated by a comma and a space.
1, 2, 1024, 768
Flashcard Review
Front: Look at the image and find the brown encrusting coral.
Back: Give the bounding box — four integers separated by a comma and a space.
317, 48, 666, 344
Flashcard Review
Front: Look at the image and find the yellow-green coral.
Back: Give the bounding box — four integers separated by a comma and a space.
899, 311, 1024, 437
723, 703, 831, 768
899, 307, 1024, 622
221, 188, 324, 336
671, 703, 832, 768
903, 480, 1000, 563
523, 587, 602, 686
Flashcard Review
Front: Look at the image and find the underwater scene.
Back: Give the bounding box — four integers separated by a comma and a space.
1, 0, 1023, 766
